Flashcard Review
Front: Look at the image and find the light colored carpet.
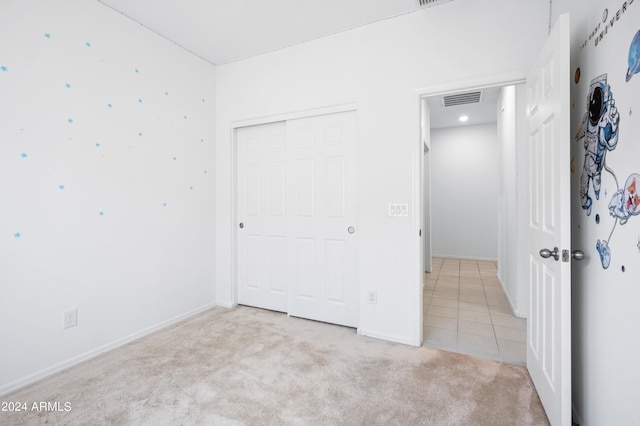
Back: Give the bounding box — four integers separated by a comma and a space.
1, 306, 549, 425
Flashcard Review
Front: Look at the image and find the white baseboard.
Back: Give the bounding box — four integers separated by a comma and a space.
432, 254, 498, 262
358, 328, 420, 347
0, 302, 217, 397
496, 274, 527, 319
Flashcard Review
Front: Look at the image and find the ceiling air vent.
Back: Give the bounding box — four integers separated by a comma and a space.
419, 0, 454, 7
441, 90, 483, 107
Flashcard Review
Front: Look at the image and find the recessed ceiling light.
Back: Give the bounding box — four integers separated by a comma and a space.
459, 115, 469, 122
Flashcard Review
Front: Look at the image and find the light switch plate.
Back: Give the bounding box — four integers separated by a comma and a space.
388, 203, 409, 217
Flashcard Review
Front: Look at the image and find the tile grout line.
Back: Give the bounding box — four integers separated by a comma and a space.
423, 258, 525, 364
478, 260, 502, 353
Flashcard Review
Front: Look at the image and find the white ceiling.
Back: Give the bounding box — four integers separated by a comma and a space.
98, 0, 495, 129
97, 0, 440, 65
426, 86, 501, 130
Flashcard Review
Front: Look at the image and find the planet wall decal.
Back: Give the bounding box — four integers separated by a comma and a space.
627, 29, 640, 82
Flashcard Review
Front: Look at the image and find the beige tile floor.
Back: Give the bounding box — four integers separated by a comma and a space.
423, 257, 527, 365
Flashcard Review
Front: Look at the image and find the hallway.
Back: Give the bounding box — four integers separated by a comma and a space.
423, 257, 526, 365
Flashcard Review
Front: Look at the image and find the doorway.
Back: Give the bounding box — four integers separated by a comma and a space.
419, 82, 529, 364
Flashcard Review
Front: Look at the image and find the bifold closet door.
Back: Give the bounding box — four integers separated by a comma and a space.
236, 121, 288, 312
286, 111, 358, 328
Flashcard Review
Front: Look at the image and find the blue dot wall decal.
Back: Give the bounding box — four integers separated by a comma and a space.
96, 142, 101, 147
58, 184, 65, 190
14, 232, 22, 238
67, 118, 74, 124
45, 33, 51, 38
1, 66, 8, 72
165, 91, 169, 96
134, 68, 139, 73
163, 202, 167, 207
190, 186, 193, 190
173, 156, 177, 161
20, 152, 28, 159
138, 98, 143, 103
107, 103, 112, 108
138, 132, 143, 137
184, 115, 188, 119
85, 42, 91, 47
65, 83, 71, 88
99, 211, 104, 216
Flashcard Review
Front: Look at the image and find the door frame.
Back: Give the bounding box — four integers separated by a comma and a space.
413, 73, 525, 345
229, 103, 358, 308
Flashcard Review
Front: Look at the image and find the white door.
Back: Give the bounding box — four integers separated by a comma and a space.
527, 14, 571, 426
237, 121, 288, 312
286, 111, 359, 327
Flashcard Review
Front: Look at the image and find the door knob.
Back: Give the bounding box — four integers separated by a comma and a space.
572, 250, 585, 261
347, 226, 355, 234
239, 223, 244, 229
539, 247, 559, 261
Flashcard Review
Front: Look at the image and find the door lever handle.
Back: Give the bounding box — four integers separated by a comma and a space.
539, 247, 559, 261
571, 250, 585, 261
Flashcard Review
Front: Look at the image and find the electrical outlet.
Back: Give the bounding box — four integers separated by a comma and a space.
367, 290, 377, 304
64, 308, 77, 329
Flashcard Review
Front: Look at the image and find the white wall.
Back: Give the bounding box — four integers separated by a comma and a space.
216, 0, 549, 346
514, 84, 530, 317
551, 1, 640, 424
423, 99, 433, 273
496, 85, 529, 317
430, 124, 499, 260
497, 87, 517, 307
0, 0, 216, 394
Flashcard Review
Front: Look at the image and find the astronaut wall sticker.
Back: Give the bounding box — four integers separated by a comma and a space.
596, 170, 640, 269
576, 74, 620, 217
608, 173, 640, 224
576, 28, 640, 270
576, 74, 622, 269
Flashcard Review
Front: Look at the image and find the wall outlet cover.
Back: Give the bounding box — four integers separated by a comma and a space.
64, 308, 77, 329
